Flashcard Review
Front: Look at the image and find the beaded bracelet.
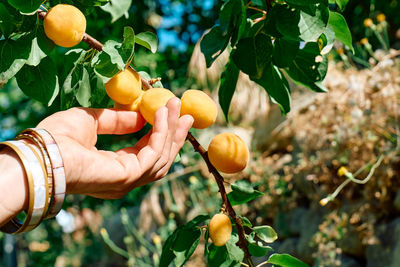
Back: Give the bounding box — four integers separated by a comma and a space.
0, 141, 48, 234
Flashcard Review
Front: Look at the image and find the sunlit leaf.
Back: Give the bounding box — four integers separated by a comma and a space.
252, 225, 278, 243
101, 0, 132, 22
135, 32, 158, 53
328, 11, 353, 53
76, 67, 91, 107
227, 180, 264, 206
267, 253, 310, 267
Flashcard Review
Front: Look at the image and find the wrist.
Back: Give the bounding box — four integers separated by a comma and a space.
0, 148, 28, 226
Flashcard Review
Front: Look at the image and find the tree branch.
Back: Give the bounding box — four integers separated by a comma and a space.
38, 8, 253, 266
186, 134, 253, 266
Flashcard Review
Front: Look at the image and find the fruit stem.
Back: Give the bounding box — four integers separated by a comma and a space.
37, 9, 254, 266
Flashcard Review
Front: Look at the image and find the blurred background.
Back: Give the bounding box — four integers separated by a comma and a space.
1, 0, 400, 266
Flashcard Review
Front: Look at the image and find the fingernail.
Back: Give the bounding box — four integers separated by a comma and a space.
185, 115, 194, 125
171, 97, 181, 107
158, 106, 168, 118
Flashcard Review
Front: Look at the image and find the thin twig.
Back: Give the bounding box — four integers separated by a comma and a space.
247, 6, 267, 14
37, 8, 254, 266
255, 260, 269, 267
320, 155, 385, 206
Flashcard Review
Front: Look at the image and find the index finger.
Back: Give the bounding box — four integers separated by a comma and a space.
88, 108, 146, 135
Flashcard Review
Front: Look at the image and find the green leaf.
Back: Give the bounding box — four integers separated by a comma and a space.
247, 232, 274, 257
160, 215, 209, 267
121, 26, 135, 63
200, 25, 229, 68
160, 231, 179, 267
252, 226, 278, 243
328, 11, 353, 52
247, 232, 273, 257
0, 3, 16, 37
251, 64, 291, 114
204, 229, 210, 256
238, 215, 252, 228
219, 0, 246, 45
251, 0, 266, 8
242, 18, 265, 39
285, 42, 328, 93
92, 51, 121, 81
101, 0, 132, 22
272, 38, 300, 68
63, 50, 88, 94
0, 38, 30, 85
102, 40, 125, 70
276, 4, 329, 42
225, 234, 244, 263
267, 253, 310, 267
173, 228, 202, 266
135, 32, 158, 53
231, 180, 257, 194
8, 0, 42, 14
208, 245, 229, 266
15, 57, 59, 106
90, 73, 108, 107
248, 242, 273, 257
227, 180, 264, 206
263, 7, 282, 38
336, 0, 349, 11
231, 33, 273, 79
286, 0, 321, 5
207, 234, 242, 267
219, 58, 239, 122
25, 37, 47, 67
74, 0, 110, 7
76, 67, 91, 107
185, 214, 210, 228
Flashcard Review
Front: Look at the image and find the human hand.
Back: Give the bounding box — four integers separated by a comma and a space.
37, 98, 193, 199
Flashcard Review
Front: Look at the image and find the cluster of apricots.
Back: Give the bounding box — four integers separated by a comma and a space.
43, 4, 249, 247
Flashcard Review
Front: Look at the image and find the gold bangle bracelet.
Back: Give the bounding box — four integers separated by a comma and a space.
18, 139, 51, 230
0, 141, 37, 234
1, 140, 49, 233
21, 128, 66, 219
17, 134, 54, 218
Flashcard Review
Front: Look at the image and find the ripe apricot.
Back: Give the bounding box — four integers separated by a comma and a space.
105, 68, 142, 105
44, 4, 86, 47
113, 91, 144, 112
209, 214, 232, 246
139, 88, 175, 125
208, 133, 249, 174
180, 89, 218, 129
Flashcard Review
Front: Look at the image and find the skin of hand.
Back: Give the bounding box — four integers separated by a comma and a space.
36, 97, 194, 199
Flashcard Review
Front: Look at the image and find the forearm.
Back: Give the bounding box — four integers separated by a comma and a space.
0, 148, 28, 227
